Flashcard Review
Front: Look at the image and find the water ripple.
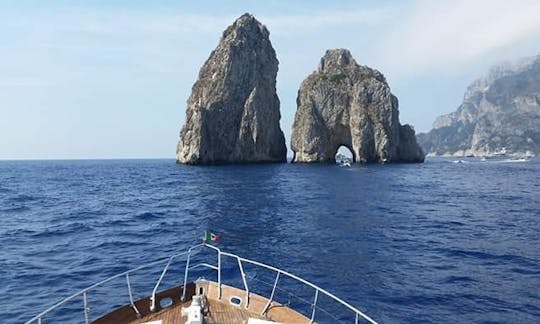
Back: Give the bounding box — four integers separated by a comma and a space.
0, 158, 539, 323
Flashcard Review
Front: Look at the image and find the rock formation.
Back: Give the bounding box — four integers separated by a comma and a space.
417, 54, 540, 157
291, 49, 424, 163
176, 13, 287, 164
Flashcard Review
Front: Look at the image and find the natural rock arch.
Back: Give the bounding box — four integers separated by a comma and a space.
335, 144, 356, 163
291, 49, 424, 163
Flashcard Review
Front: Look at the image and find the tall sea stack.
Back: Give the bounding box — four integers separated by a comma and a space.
176, 13, 287, 164
291, 49, 424, 163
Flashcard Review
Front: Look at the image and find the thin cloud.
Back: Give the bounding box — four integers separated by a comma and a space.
0, 77, 51, 88
60, 9, 389, 38
49, 10, 233, 36
262, 8, 390, 33
378, 0, 540, 74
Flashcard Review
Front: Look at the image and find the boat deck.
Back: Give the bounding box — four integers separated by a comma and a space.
28, 243, 376, 324
93, 281, 310, 324
130, 298, 262, 324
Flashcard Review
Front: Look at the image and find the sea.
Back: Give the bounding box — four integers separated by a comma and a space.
1, 157, 539, 323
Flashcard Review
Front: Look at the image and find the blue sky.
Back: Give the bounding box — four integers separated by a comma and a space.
2, 0, 540, 159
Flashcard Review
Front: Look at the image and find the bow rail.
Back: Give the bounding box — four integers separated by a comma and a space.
26, 243, 377, 324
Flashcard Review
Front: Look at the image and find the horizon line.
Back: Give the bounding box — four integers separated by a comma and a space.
0, 155, 298, 162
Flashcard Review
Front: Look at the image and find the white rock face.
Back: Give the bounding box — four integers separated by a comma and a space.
418, 54, 540, 157
291, 49, 424, 163
176, 13, 286, 164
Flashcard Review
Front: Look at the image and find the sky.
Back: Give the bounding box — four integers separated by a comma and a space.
2, 0, 540, 159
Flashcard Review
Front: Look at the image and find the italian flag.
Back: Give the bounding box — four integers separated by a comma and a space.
204, 231, 220, 242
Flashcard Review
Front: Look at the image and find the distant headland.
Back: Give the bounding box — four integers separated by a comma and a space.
417, 54, 540, 158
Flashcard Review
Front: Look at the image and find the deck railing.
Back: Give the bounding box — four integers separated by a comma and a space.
26, 243, 377, 324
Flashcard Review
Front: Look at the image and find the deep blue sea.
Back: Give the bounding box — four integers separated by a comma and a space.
1, 158, 539, 323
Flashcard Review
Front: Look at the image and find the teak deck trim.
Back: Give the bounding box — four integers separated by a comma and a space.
93, 281, 310, 324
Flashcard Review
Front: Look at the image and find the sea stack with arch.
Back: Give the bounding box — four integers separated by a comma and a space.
291, 49, 425, 163
176, 13, 287, 164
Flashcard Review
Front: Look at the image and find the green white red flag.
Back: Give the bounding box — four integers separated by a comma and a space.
204, 231, 220, 242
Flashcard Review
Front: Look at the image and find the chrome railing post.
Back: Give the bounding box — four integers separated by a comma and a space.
310, 289, 319, 323
82, 291, 89, 324
25, 249, 192, 324
207, 251, 378, 323
217, 250, 222, 300
356, 312, 359, 324
237, 258, 250, 308
181, 251, 192, 301
126, 273, 141, 318
150, 257, 174, 312
261, 272, 280, 315
37, 318, 41, 324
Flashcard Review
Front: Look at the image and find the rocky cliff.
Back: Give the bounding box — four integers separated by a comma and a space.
291, 49, 424, 163
176, 13, 287, 164
417, 55, 540, 157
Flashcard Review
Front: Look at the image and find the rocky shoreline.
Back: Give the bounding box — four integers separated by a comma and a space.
417, 55, 540, 158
